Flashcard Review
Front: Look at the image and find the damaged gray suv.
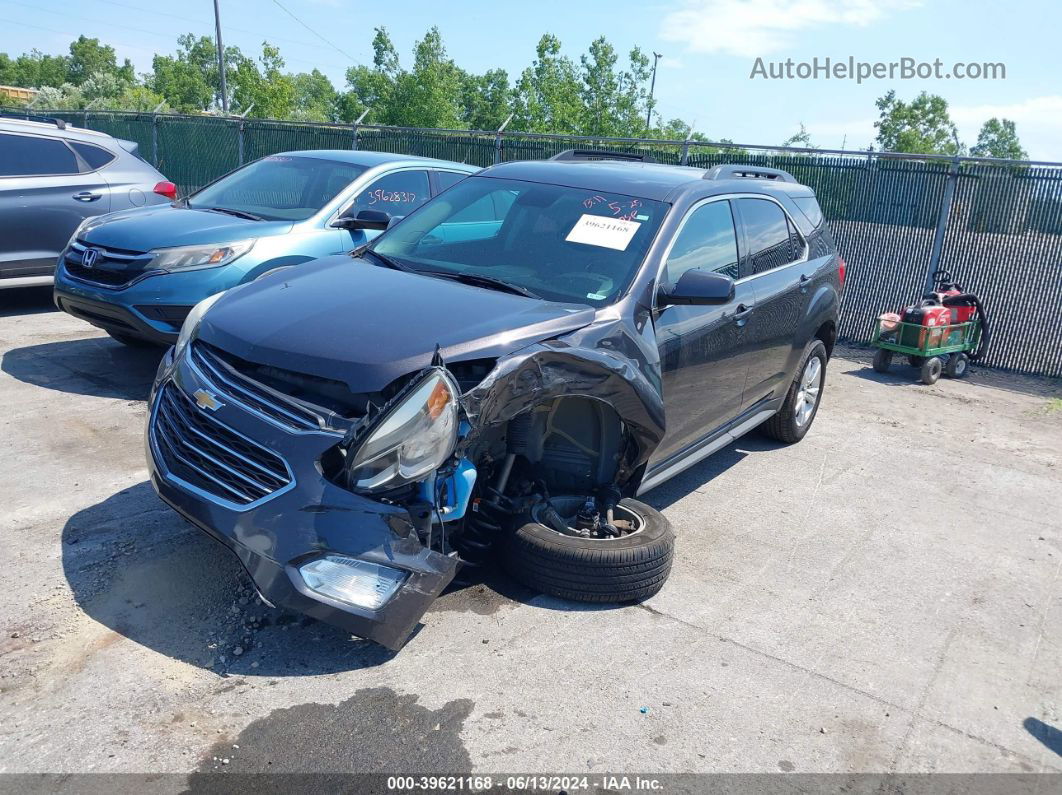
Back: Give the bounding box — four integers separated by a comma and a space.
147, 151, 843, 649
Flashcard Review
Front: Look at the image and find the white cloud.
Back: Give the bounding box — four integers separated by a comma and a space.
659, 0, 920, 58
950, 96, 1062, 161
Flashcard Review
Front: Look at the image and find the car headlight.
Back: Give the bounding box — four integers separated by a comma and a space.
174, 292, 224, 359
149, 239, 255, 273
66, 215, 109, 249
347, 368, 459, 492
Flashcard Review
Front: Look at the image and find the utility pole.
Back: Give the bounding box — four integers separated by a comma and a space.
646, 51, 662, 131
213, 0, 229, 113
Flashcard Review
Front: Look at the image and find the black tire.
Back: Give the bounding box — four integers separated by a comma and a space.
106, 330, 156, 348
907, 355, 925, 368
920, 356, 943, 385
500, 497, 674, 603
945, 352, 968, 378
761, 340, 827, 444
872, 348, 892, 373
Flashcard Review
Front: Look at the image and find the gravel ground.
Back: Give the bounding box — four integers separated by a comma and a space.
0, 286, 1060, 783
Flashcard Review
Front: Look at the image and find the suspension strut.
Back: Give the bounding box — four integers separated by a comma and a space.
454, 452, 516, 574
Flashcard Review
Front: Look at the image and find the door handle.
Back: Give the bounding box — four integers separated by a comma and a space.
734, 303, 754, 327
73, 191, 102, 202
799, 273, 811, 293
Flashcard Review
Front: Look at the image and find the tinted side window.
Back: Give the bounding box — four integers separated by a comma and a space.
447, 188, 516, 223
739, 198, 801, 277
70, 141, 116, 170
663, 200, 739, 284
349, 170, 430, 216
434, 170, 467, 192
0, 133, 79, 177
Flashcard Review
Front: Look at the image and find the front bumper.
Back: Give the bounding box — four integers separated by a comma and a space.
145, 348, 458, 650
53, 258, 247, 344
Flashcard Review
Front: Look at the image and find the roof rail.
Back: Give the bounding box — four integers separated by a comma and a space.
704, 164, 796, 183
0, 111, 66, 130
549, 148, 657, 164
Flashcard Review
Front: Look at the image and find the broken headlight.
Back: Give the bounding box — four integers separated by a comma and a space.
347, 368, 459, 493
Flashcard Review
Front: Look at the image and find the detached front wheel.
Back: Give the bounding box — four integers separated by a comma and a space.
500, 496, 674, 603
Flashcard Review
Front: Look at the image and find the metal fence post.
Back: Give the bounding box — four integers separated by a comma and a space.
924, 156, 961, 292
352, 109, 369, 151
151, 114, 159, 166
679, 136, 691, 166
494, 114, 514, 165
237, 120, 245, 165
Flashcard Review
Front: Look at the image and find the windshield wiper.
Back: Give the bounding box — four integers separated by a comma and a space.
421, 270, 540, 299
361, 248, 415, 272
202, 206, 263, 221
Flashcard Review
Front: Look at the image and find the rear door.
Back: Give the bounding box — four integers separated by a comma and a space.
733, 196, 809, 408
0, 131, 111, 278
651, 198, 756, 464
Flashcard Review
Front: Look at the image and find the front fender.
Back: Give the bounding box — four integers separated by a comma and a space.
462, 313, 665, 489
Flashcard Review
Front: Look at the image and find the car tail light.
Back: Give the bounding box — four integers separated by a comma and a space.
153, 181, 177, 200
838, 255, 846, 286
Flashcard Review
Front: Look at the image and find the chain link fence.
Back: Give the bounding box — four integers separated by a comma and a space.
9, 109, 1062, 378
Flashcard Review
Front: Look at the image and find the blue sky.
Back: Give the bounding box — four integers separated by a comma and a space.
2, 0, 1060, 159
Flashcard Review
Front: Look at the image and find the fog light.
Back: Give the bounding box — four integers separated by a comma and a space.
298, 556, 407, 610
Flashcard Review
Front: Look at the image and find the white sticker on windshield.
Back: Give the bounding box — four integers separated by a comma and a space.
565, 214, 641, 251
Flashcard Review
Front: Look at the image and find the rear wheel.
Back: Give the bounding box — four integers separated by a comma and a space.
500, 496, 674, 603
920, 356, 943, 385
106, 330, 156, 348
761, 340, 827, 444
945, 352, 968, 378
872, 348, 892, 373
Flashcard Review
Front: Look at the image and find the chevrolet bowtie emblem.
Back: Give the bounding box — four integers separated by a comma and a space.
193, 389, 223, 412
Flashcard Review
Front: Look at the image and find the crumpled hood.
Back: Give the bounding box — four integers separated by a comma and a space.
82, 204, 293, 251
198, 255, 598, 393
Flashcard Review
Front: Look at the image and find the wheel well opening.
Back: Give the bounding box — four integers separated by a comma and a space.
503, 397, 626, 496
815, 320, 837, 359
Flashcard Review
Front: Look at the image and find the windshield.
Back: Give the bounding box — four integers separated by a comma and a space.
371, 176, 668, 306
187, 155, 366, 222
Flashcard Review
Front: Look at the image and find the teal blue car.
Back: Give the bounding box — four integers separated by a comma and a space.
53, 150, 478, 345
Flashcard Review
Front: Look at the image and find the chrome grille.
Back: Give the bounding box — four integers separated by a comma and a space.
189, 343, 325, 432
152, 383, 292, 505
64, 240, 155, 289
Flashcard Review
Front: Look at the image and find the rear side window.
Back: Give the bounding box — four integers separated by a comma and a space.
70, 141, 116, 171
739, 198, 803, 277
434, 170, 467, 192
663, 200, 739, 284
0, 133, 79, 176
793, 196, 824, 228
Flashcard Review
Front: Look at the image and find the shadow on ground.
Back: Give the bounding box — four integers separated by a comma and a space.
2, 336, 163, 401
62, 482, 396, 676
1024, 717, 1062, 758
0, 286, 56, 317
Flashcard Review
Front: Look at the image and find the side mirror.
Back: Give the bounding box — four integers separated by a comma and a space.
657, 270, 735, 307
331, 208, 392, 231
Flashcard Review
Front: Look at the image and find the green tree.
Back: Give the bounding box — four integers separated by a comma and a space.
148, 34, 222, 112
782, 122, 815, 149
231, 43, 296, 119
67, 36, 131, 85
0, 49, 70, 88
292, 69, 337, 121
339, 27, 401, 122
874, 90, 963, 155
388, 27, 465, 128
970, 117, 1027, 160
460, 68, 512, 130
512, 34, 583, 133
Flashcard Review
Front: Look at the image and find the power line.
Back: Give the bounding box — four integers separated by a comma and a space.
268, 0, 359, 64
1, 4, 353, 75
